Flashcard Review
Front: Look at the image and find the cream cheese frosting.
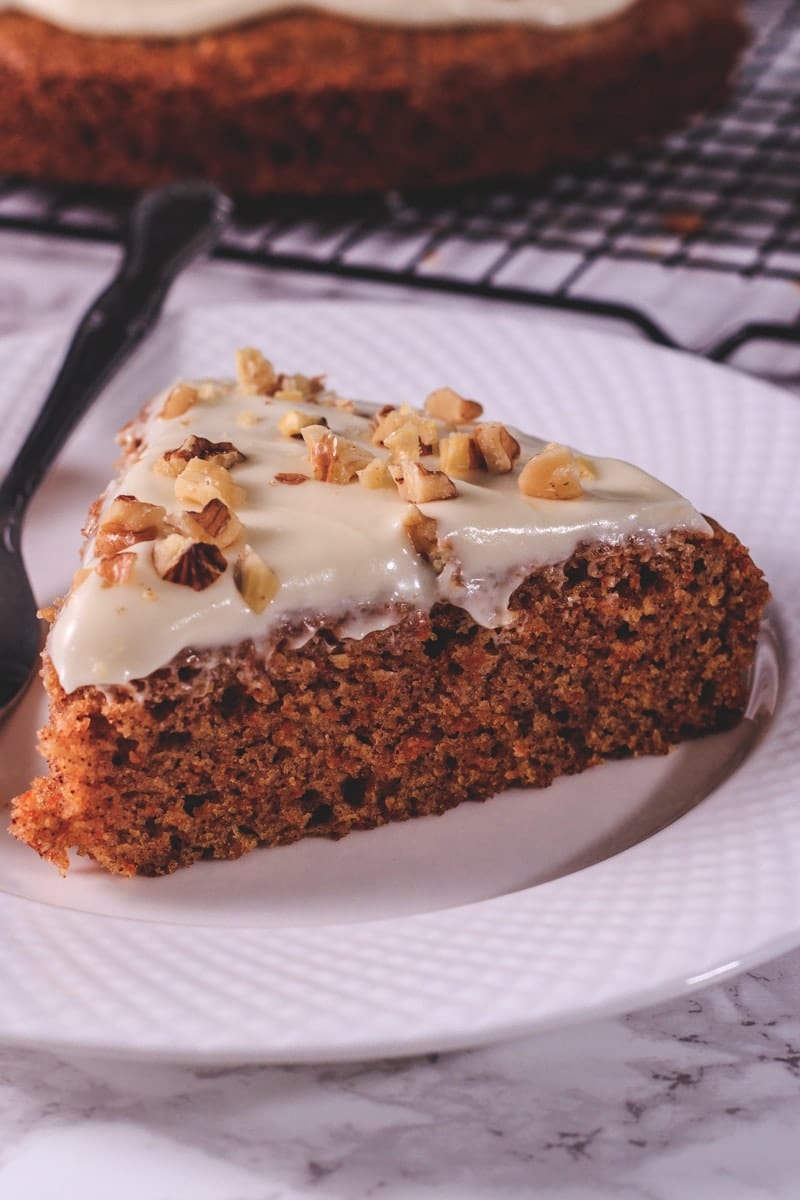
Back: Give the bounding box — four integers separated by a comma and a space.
47, 358, 711, 694
4, 0, 637, 37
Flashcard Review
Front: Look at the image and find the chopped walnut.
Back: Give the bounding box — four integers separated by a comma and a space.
403, 506, 438, 558
402, 507, 450, 574
518, 443, 584, 500
70, 566, 92, 593
174, 458, 247, 510
273, 472, 310, 486
357, 458, 393, 489
394, 460, 458, 503
181, 498, 243, 549
152, 534, 227, 590
94, 495, 166, 557
301, 425, 372, 484
275, 372, 321, 402
81, 495, 103, 542
236, 410, 260, 428
371, 405, 411, 445
278, 409, 323, 439
115, 418, 143, 461
473, 422, 521, 475
156, 435, 246, 477
424, 387, 483, 424
439, 432, 483, 476
159, 384, 198, 420
372, 405, 437, 454
234, 545, 279, 614
235, 347, 277, 395
200, 380, 236, 403
384, 421, 424, 463
96, 551, 136, 588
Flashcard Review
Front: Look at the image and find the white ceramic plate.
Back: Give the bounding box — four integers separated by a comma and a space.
0, 302, 797, 1065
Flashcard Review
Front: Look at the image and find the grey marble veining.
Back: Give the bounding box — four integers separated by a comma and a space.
1, 957, 799, 1198
1, 228, 799, 1199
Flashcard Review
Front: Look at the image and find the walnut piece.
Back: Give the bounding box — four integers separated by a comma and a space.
234, 545, 279, 613
174, 458, 247, 510
273, 472, 310, 486
439, 432, 483, 476
403, 506, 438, 558
424, 387, 483, 424
152, 534, 227, 590
94, 495, 166, 557
372, 405, 438, 454
518, 443, 584, 500
96, 551, 137, 588
156, 435, 246, 477
159, 384, 198, 420
181, 498, 243, 549
402, 507, 450, 573
357, 458, 393, 489
70, 566, 92, 593
473, 423, 521, 474
273, 387, 305, 404
236, 410, 260, 428
394, 460, 458, 503
235, 347, 277, 395
278, 409, 324, 439
301, 425, 372, 484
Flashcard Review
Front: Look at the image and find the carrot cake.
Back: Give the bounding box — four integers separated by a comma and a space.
0, 0, 748, 195
10, 347, 769, 876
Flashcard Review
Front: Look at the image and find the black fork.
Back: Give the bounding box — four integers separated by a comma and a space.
0, 181, 231, 719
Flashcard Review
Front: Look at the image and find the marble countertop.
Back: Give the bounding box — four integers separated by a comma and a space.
2, 228, 799, 1200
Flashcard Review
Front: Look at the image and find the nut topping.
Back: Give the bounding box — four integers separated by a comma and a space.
439, 432, 483, 476
518, 443, 585, 500
152, 534, 227, 590
394, 460, 458, 503
236, 410, 260, 428
273, 472, 311, 486
156, 435, 246, 477
159, 384, 198, 420
357, 458, 393, 489
181, 498, 243, 549
403, 506, 438, 559
173, 458, 247, 510
301, 425, 372, 484
94, 495, 166, 557
424, 387, 483, 425
95, 551, 136, 588
278, 410, 325, 439
473, 423, 521, 474
234, 545, 279, 614
372, 406, 438, 454
402, 507, 450, 573
235, 347, 277, 395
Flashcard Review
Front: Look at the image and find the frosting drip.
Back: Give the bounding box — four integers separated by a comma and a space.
4, 0, 637, 37
48, 370, 711, 693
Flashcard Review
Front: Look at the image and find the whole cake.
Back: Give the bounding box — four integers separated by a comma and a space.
11, 348, 769, 876
0, 0, 748, 195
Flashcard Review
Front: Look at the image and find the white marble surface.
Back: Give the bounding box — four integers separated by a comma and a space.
2, 228, 800, 1199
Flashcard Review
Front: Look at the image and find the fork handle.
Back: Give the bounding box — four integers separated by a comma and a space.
0, 181, 231, 530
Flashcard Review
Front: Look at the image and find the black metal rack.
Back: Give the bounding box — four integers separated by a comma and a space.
1, 0, 798, 362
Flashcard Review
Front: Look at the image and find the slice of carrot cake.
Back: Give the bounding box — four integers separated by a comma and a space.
11, 348, 769, 876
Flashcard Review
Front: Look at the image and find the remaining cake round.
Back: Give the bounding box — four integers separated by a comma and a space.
11, 350, 769, 876
0, 0, 748, 195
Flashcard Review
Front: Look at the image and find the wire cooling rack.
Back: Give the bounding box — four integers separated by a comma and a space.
0, 0, 798, 363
